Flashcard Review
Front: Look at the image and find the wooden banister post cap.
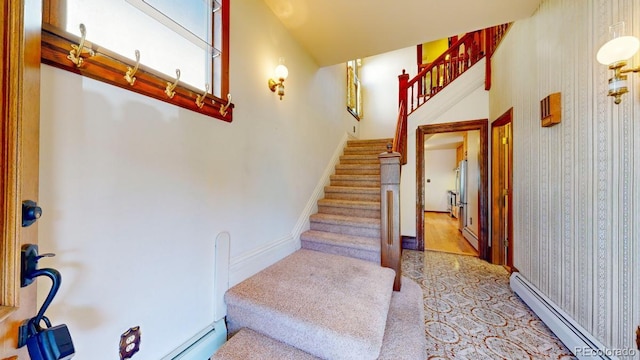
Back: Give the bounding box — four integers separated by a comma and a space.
387, 143, 392, 152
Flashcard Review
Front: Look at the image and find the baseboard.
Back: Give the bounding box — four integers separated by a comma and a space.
229, 234, 298, 286
510, 273, 614, 359
402, 236, 419, 250
229, 133, 350, 287
161, 320, 227, 360
462, 227, 479, 250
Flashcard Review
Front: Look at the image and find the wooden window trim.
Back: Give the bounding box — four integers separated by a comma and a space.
41, 0, 233, 122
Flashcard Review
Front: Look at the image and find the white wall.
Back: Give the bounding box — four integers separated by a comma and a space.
37, 0, 358, 357
490, 0, 639, 354
359, 46, 415, 139
400, 61, 489, 237
424, 149, 456, 212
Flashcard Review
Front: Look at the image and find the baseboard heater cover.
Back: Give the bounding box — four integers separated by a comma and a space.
510, 273, 616, 360
161, 319, 227, 360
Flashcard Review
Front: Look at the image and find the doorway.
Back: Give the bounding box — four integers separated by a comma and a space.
416, 119, 489, 260
491, 109, 513, 268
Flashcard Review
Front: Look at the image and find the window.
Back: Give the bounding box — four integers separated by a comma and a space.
42, 0, 232, 121
347, 59, 362, 120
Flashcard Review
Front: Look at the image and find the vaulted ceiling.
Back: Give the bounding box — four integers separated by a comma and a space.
263, 0, 542, 66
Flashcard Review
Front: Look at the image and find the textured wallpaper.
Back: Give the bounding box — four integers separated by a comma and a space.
490, 0, 639, 356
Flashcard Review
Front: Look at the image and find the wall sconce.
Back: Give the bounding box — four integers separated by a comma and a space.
268, 57, 288, 100
596, 22, 640, 104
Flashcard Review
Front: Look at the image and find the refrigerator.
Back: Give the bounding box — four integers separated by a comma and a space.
455, 159, 467, 231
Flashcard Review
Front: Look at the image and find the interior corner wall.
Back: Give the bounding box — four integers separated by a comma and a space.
489, 0, 639, 353
36, 0, 357, 357
359, 46, 415, 140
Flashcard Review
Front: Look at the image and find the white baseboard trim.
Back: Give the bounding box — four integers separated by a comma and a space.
510, 273, 617, 360
228, 133, 351, 287
229, 234, 297, 287
161, 320, 227, 360
462, 227, 478, 250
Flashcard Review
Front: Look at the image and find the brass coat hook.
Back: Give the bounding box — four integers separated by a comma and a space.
196, 83, 210, 109
124, 50, 141, 86
165, 69, 181, 98
219, 94, 232, 116
67, 23, 95, 67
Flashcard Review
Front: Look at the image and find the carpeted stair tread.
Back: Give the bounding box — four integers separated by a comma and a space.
317, 198, 380, 210
225, 249, 395, 360
343, 147, 389, 155
309, 213, 380, 228
324, 186, 380, 202
335, 164, 380, 175
301, 230, 379, 251
378, 277, 428, 360
212, 328, 319, 360
300, 230, 380, 263
347, 138, 393, 147
339, 154, 380, 164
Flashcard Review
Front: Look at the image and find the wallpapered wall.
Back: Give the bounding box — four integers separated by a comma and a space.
490, 0, 639, 354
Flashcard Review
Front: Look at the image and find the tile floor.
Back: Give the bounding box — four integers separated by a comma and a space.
402, 250, 577, 359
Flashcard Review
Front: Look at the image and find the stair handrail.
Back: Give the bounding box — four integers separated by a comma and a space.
400, 23, 511, 118
391, 102, 407, 165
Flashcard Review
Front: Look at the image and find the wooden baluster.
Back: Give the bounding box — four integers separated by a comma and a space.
379, 149, 402, 291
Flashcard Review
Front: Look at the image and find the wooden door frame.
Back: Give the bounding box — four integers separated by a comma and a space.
491, 108, 514, 268
1, 0, 42, 356
416, 119, 489, 260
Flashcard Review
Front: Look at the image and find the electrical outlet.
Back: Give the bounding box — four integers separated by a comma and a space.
119, 326, 141, 360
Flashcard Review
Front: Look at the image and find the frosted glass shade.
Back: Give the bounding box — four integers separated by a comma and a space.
274, 64, 289, 80
596, 36, 640, 65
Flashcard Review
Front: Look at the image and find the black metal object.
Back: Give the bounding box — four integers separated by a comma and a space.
22, 200, 43, 227
18, 244, 75, 359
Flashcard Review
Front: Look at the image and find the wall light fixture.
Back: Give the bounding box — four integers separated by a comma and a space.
268, 57, 288, 100
596, 22, 640, 104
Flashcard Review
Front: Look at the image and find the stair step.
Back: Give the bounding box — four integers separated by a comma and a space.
343, 147, 388, 155
324, 186, 380, 201
300, 230, 380, 263
317, 198, 380, 218
330, 174, 380, 187
224, 249, 395, 360
309, 213, 380, 237
212, 328, 319, 360
335, 164, 380, 175
347, 138, 393, 147
339, 154, 380, 164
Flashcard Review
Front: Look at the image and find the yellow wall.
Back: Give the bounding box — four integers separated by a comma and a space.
421, 38, 448, 64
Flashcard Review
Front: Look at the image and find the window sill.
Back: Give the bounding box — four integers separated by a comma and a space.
41, 24, 233, 122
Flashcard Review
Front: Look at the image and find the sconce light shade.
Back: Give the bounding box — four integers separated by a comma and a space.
269, 58, 289, 100
274, 64, 289, 81
596, 36, 640, 65
596, 22, 640, 104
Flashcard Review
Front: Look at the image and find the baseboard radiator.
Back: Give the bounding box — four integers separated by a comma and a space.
160, 319, 227, 360
510, 273, 615, 360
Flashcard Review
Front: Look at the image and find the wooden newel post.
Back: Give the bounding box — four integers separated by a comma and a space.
379, 147, 402, 291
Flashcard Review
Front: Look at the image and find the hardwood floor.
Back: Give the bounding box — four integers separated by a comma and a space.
424, 211, 478, 257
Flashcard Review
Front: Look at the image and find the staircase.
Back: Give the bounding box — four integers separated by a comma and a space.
212, 138, 426, 359
301, 138, 391, 263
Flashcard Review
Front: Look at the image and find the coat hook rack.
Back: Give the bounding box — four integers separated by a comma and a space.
165, 69, 181, 98
219, 93, 232, 116
196, 83, 210, 108
67, 23, 95, 67
124, 50, 141, 86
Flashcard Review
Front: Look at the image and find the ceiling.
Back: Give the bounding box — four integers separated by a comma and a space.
424, 132, 465, 150
263, 0, 542, 66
